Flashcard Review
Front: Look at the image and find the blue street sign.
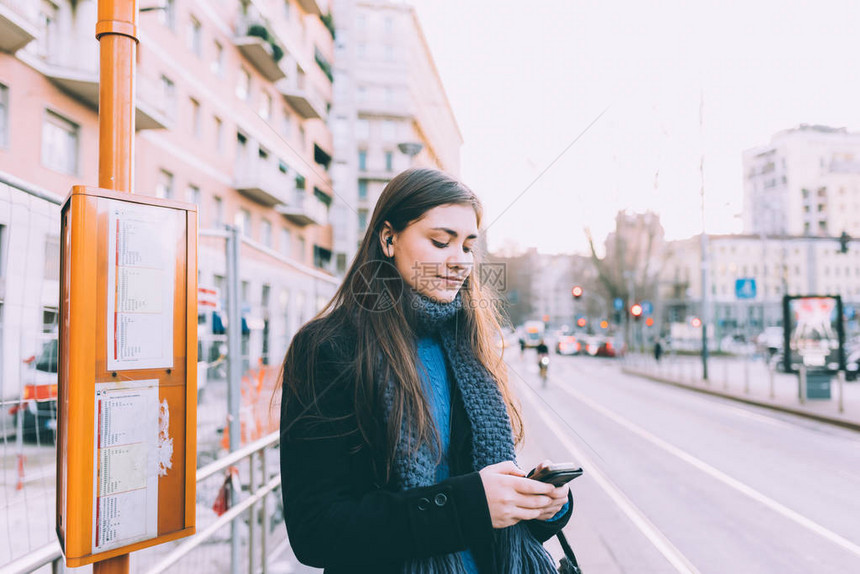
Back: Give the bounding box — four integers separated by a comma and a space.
614, 297, 624, 311
735, 278, 757, 300
641, 300, 653, 315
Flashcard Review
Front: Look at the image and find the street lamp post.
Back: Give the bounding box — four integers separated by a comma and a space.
397, 142, 423, 166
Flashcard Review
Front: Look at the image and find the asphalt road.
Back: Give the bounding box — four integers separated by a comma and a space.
510, 351, 860, 573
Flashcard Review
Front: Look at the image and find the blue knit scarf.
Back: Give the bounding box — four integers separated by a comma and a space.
382, 288, 557, 574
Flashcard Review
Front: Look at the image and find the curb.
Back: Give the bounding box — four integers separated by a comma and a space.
621, 367, 860, 433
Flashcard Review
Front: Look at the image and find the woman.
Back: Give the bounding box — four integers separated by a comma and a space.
278, 168, 573, 573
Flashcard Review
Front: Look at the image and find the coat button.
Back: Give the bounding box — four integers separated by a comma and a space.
417, 497, 430, 511
434, 493, 448, 507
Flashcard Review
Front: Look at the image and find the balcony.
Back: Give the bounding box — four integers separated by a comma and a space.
276, 190, 328, 226
19, 49, 170, 130
233, 20, 286, 83
277, 73, 327, 119
135, 74, 172, 130
234, 159, 294, 207
0, 0, 38, 53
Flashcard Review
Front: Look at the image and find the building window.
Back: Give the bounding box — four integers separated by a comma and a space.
41, 110, 79, 175
214, 116, 223, 151
382, 119, 396, 141
260, 219, 272, 247
0, 83, 7, 147
357, 85, 367, 103
237, 68, 251, 101
259, 91, 272, 120
384, 87, 393, 104
298, 235, 306, 258
161, 74, 176, 118
190, 98, 201, 137
282, 109, 292, 139
188, 16, 202, 57
156, 169, 174, 199
357, 43, 367, 59
284, 0, 292, 20
299, 126, 306, 150
358, 180, 368, 200
384, 16, 393, 32
358, 208, 368, 233
384, 45, 394, 62
212, 40, 224, 76
385, 151, 393, 172
213, 196, 223, 227
160, 0, 176, 30
358, 150, 367, 171
236, 208, 252, 237
356, 118, 369, 139
187, 184, 201, 220
281, 227, 292, 257
336, 252, 347, 274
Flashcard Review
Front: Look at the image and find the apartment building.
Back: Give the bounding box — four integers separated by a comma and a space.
328, 0, 463, 274
743, 124, 860, 238
0, 0, 337, 410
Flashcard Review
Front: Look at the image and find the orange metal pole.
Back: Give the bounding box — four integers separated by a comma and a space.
97, 0, 138, 192
94, 1, 137, 571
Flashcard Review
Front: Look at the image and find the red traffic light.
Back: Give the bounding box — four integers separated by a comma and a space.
691, 317, 702, 328
571, 285, 583, 299
630, 303, 643, 318
577, 317, 587, 327
645, 317, 654, 327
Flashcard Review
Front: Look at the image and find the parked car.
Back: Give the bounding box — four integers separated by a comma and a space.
17, 338, 59, 443
555, 335, 581, 356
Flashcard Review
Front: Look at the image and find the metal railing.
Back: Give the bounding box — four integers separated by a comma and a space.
4, 432, 282, 574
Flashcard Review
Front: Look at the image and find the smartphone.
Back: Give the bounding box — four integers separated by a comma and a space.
527, 463, 583, 487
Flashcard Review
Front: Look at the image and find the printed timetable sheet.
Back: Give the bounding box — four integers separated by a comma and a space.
106, 200, 176, 371
93, 381, 160, 553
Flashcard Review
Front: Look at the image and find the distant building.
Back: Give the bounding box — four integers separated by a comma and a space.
743, 124, 860, 238
660, 233, 860, 336
329, 0, 463, 274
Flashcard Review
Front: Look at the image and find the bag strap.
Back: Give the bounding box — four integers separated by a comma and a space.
556, 531, 582, 574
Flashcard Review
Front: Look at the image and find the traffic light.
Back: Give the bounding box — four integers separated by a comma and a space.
630, 303, 643, 321
691, 317, 702, 328
577, 317, 587, 328
839, 231, 850, 254
571, 285, 583, 299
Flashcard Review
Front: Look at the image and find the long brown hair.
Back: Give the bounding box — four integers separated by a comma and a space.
278, 168, 523, 479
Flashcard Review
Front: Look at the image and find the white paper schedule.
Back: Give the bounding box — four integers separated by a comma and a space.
93, 381, 159, 553
106, 200, 176, 370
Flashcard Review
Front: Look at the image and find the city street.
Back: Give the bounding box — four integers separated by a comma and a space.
509, 351, 860, 573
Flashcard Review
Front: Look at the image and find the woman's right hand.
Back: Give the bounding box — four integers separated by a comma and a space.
478, 461, 556, 529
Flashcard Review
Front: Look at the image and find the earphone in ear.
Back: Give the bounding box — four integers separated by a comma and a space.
386, 237, 393, 245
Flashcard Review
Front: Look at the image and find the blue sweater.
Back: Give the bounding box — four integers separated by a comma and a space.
416, 335, 568, 572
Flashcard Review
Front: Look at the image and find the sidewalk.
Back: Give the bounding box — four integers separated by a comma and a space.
621, 353, 860, 432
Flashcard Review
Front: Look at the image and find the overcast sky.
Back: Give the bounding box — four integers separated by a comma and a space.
407, 0, 860, 255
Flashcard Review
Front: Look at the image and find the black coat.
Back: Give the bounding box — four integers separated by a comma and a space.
279, 322, 572, 573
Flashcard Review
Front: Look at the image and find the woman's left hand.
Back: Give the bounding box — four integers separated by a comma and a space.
531, 459, 571, 520
534, 483, 569, 520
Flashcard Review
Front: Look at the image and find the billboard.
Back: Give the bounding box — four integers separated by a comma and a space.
782, 295, 845, 374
